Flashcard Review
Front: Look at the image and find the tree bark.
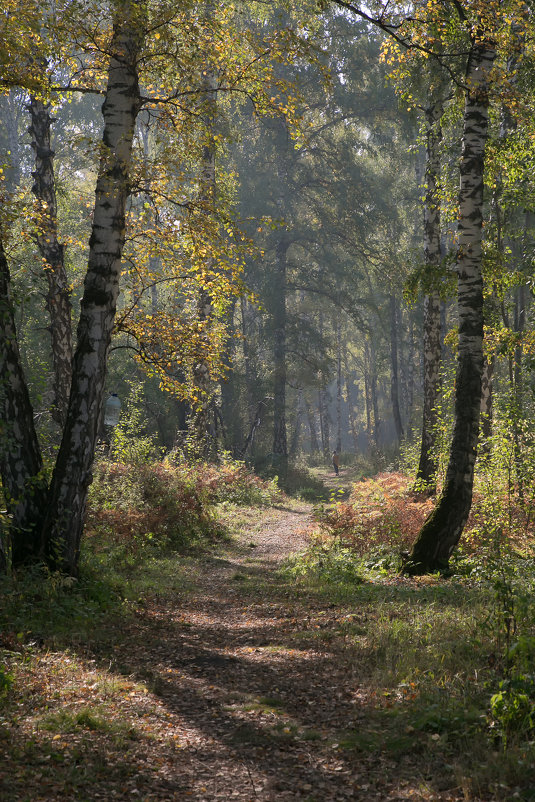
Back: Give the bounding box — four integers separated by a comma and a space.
335, 317, 343, 452
389, 294, 404, 445
220, 299, 241, 455
272, 238, 288, 468
405, 37, 495, 574
366, 339, 380, 448
416, 91, 444, 490
289, 389, 303, 458
318, 386, 330, 457
42, 1, 144, 574
305, 396, 320, 454
0, 238, 48, 566
29, 92, 73, 427
343, 348, 359, 454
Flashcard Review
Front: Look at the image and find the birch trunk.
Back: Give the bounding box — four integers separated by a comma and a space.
29, 93, 73, 427
405, 38, 495, 574
416, 94, 444, 489
42, 2, 144, 574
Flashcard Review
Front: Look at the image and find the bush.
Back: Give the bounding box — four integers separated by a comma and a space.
191, 457, 281, 506
315, 472, 433, 556
87, 461, 223, 556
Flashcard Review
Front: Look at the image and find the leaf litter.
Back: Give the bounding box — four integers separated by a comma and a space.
0, 502, 515, 801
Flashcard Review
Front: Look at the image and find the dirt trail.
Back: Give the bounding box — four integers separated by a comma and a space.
4, 496, 462, 802
95, 500, 447, 802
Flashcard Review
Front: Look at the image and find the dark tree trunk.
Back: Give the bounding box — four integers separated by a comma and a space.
389, 294, 404, 445
335, 318, 343, 452
416, 91, 444, 490
318, 386, 330, 457
343, 349, 359, 454
272, 238, 288, 468
417, 292, 441, 487
220, 299, 241, 455
405, 37, 495, 574
29, 92, 73, 428
363, 354, 372, 448
367, 339, 380, 448
42, 2, 144, 574
289, 389, 303, 458
404, 317, 416, 440
0, 239, 48, 567
240, 297, 260, 437
305, 396, 320, 453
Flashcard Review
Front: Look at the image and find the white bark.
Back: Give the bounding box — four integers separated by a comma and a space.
42, 0, 145, 573
406, 37, 495, 573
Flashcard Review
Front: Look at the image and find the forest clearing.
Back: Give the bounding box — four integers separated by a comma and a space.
2, 1, 535, 799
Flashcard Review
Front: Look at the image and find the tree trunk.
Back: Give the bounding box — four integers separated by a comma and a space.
416, 91, 444, 490
240, 296, 260, 438
417, 293, 441, 487
405, 37, 495, 575
42, 2, 144, 574
191, 53, 218, 459
220, 299, 241, 455
389, 294, 404, 445
289, 389, 303, 458
363, 353, 372, 448
318, 386, 330, 457
367, 339, 380, 448
272, 238, 288, 468
343, 349, 359, 454
305, 396, 320, 454
335, 317, 343, 452
29, 92, 73, 427
404, 316, 416, 440
0, 238, 48, 566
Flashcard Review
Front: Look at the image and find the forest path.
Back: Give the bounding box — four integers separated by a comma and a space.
4, 497, 463, 802
101, 499, 448, 802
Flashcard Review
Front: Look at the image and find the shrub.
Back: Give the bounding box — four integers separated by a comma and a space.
87, 461, 223, 556
315, 472, 433, 556
191, 457, 281, 506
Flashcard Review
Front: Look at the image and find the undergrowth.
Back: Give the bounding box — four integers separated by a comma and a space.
283, 469, 535, 794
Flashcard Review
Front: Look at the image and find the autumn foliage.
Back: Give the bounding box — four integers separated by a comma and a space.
315, 471, 535, 564
314, 473, 433, 556
85, 459, 280, 555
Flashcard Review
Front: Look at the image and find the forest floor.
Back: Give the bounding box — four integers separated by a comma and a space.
1, 472, 532, 801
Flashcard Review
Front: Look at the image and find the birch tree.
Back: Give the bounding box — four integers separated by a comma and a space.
405, 29, 496, 573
